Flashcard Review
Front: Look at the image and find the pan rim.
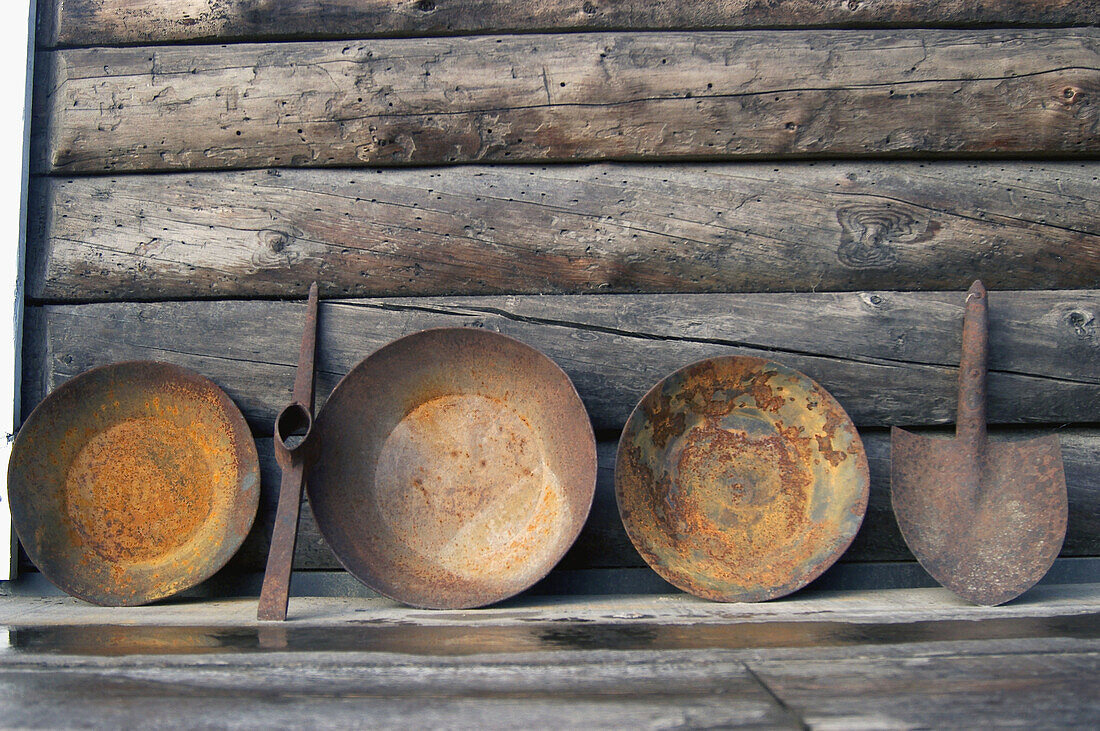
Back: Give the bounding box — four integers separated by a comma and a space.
307, 326, 597, 610
615, 354, 869, 603
7, 360, 260, 606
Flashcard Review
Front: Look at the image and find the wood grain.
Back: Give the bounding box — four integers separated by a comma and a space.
29, 161, 1100, 301
0, 657, 793, 728
38, 0, 1100, 48
227, 427, 1100, 573
748, 652, 1100, 729
3, 622, 1098, 729
33, 29, 1100, 173
23, 291, 1100, 434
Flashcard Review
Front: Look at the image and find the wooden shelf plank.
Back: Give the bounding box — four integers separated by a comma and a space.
23, 291, 1100, 434
29, 162, 1100, 301
33, 29, 1100, 173
748, 652, 1100, 729
0, 650, 793, 728
38, 0, 1100, 48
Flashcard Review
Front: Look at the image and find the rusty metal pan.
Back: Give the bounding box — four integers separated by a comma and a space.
306, 327, 597, 610
616, 356, 869, 602
8, 362, 260, 606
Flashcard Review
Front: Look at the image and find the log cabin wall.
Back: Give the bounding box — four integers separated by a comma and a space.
21, 0, 1100, 588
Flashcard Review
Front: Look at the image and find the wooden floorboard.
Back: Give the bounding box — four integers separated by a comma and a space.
29, 162, 1100, 301
1, 588, 1099, 728
38, 0, 1100, 48
7, 584, 1100, 627
749, 652, 1100, 729
33, 29, 1100, 173
0, 662, 794, 729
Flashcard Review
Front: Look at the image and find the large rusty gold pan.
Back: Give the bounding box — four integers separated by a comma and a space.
305, 328, 597, 610
616, 356, 869, 602
8, 362, 260, 606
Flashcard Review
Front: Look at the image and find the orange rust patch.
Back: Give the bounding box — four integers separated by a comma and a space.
642, 389, 686, 450
815, 433, 849, 467
749, 371, 785, 413
664, 421, 813, 575
615, 355, 869, 603
814, 396, 851, 467
373, 393, 568, 584
64, 416, 218, 564
678, 360, 738, 417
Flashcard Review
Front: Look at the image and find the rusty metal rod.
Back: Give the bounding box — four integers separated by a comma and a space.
258, 282, 319, 621
955, 279, 988, 509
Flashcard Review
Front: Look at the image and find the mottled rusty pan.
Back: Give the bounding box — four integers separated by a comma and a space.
8, 362, 259, 606
616, 356, 869, 602
306, 328, 597, 610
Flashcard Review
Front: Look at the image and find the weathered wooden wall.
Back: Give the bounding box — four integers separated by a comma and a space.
20, 0, 1100, 587
37, 1, 1100, 47
28, 163, 1100, 300
32, 29, 1100, 173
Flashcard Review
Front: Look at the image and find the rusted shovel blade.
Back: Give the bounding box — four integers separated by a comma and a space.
891, 429, 1067, 606
891, 280, 1067, 606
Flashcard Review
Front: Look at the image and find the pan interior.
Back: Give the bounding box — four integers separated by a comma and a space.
64, 416, 217, 563
374, 393, 568, 581
616, 356, 869, 602
308, 328, 596, 609
8, 363, 259, 606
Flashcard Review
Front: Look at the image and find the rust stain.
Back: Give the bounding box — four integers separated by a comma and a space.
306, 327, 596, 609
891, 281, 1068, 606
64, 417, 216, 563
642, 388, 686, 450
749, 371, 785, 413
616, 355, 869, 603
7, 362, 259, 607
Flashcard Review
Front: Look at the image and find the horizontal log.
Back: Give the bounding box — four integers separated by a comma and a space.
225, 428, 1100, 573
33, 29, 1100, 173
23, 291, 1100, 435
29, 162, 1100, 301
38, 0, 1100, 48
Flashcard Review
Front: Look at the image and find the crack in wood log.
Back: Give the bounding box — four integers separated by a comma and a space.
344, 300, 1100, 387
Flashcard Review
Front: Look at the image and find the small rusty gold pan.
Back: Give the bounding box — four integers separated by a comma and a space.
306, 328, 597, 610
616, 356, 869, 602
8, 362, 260, 606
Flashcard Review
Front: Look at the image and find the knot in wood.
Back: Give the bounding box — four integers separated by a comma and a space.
265, 230, 289, 253
1066, 309, 1095, 340
836, 203, 934, 269
859, 292, 887, 310
253, 228, 302, 268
